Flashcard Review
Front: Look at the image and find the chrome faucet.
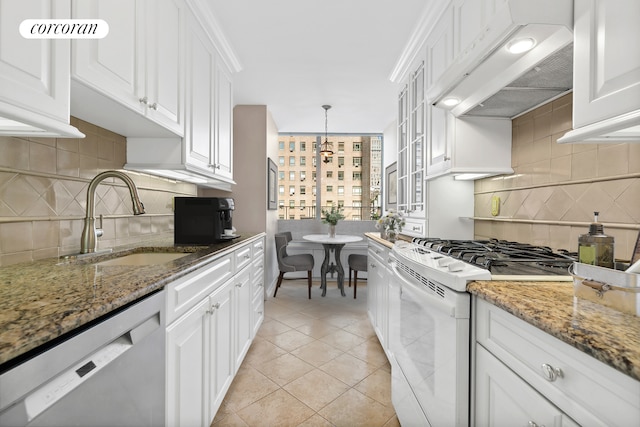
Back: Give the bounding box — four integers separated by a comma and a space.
80, 170, 145, 254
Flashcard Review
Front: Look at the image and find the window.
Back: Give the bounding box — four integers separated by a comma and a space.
312, 186, 316, 196
352, 186, 362, 195
326, 200, 334, 207
312, 142, 317, 153
312, 171, 316, 181
289, 156, 295, 166
326, 171, 333, 178
300, 186, 306, 195
279, 185, 284, 194
289, 171, 295, 181
289, 141, 295, 152
300, 200, 306, 208
338, 157, 344, 167
338, 171, 344, 180
300, 156, 306, 166
353, 200, 362, 207
300, 171, 306, 181
279, 200, 284, 207
289, 185, 295, 195
279, 141, 285, 150
338, 200, 345, 208
338, 186, 344, 195
338, 142, 344, 154
279, 171, 285, 180
289, 200, 295, 208
312, 157, 317, 167
353, 142, 361, 151
279, 156, 285, 166
300, 141, 306, 151
352, 172, 362, 180
353, 157, 362, 167
326, 185, 333, 192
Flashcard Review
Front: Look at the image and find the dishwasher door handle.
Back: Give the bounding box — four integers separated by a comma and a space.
9, 311, 162, 424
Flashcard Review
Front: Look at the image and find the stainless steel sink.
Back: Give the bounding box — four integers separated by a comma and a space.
94, 252, 190, 267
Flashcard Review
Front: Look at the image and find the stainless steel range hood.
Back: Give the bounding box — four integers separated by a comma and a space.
428, 0, 574, 119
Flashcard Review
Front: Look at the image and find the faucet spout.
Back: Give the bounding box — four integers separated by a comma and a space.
80, 170, 145, 254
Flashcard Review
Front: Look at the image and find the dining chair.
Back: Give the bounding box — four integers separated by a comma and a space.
273, 232, 315, 299
348, 254, 368, 299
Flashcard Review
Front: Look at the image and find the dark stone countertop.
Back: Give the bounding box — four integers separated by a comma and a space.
468, 280, 640, 382
0, 233, 263, 368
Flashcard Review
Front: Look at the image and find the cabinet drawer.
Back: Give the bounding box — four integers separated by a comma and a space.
368, 241, 390, 264
475, 298, 640, 426
166, 255, 233, 324
252, 238, 265, 258
234, 245, 252, 272
403, 218, 424, 237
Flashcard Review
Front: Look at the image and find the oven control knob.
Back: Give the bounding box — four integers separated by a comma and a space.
437, 258, 454, 267
448, 261, 466, 272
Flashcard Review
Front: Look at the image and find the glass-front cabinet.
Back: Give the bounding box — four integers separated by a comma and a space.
396, 59, 426, 223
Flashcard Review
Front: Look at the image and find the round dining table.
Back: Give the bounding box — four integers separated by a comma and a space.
302, 234, 363, 297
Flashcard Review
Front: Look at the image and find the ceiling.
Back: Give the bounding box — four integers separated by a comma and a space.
204, 0, 431, 134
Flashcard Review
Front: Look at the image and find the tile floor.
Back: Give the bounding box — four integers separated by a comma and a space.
212, 278, 399, 427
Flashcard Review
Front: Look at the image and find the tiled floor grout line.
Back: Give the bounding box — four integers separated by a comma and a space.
212, 279, 399, 427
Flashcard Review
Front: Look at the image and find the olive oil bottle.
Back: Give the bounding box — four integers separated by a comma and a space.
578, 211, 614, 268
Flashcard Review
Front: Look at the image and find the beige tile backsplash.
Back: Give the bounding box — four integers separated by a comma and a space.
475, 94, 640, 261
0, 117, 197, 266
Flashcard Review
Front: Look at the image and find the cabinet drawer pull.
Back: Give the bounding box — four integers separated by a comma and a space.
370, 263, 376, 268
541, 363, 563, 382
149, 102, 158, 110
206, 302, 220, 314
528, 421, 544, 427
244, 254, 251, 259
139, 96, 148, 105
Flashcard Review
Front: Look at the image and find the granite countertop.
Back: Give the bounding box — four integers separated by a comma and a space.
468, 280, 640, 382
0, 233, 262, 368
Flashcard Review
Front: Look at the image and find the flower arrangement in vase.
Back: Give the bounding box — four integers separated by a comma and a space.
321, 206, 345, 238
375, 209, 405, 242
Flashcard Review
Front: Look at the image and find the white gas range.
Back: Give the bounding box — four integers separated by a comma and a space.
388, 238, 575, 427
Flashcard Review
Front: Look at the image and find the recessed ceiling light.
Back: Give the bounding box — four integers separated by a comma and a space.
506, 37, 536, 54
442, 97, 460, 107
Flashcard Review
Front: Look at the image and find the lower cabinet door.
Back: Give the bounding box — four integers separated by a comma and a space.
475, 345, 579, 427
233, 267, 252, 372
208, 280, 234, 421
166, 298, 210, 427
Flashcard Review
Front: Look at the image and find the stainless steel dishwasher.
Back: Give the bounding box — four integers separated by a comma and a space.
0, 289, 165, 427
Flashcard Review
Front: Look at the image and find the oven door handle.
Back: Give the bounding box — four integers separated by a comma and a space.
391, 259, 460, 318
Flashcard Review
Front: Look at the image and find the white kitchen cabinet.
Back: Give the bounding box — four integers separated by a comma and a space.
559, 0, 640, 143
0, 0, 83, 138
251, 237, 265, 338
166, 295, 210, 427
475, 345, 580, 427
426, 110, 512, 179
367, 240, 391, 356
473, 297, 640, 427
71, 0, 184, 136
397, 54, 426, 218
232, 266, 252, 372
166, 236, 265, 427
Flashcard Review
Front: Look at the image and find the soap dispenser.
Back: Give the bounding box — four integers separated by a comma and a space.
578, 211, 614, 268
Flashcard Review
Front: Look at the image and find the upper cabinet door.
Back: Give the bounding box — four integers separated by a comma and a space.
72, 0, 143, 113
214, 60, 233, 180
144, 0, 185, 135
572, 0, 640, 129
0, 0, 83, 137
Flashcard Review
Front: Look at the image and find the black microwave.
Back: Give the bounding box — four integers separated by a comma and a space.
174, 197, 236, 244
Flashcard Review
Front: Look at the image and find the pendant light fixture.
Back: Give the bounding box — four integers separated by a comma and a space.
319, 105, 333, 164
